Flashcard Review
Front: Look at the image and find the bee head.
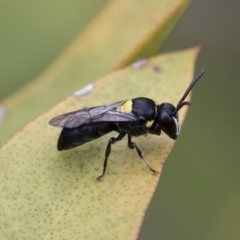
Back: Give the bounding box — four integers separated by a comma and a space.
156, 69, 205, 140
157, 103, 180, 139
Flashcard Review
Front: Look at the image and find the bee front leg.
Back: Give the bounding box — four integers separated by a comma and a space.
127, 135, 158, 175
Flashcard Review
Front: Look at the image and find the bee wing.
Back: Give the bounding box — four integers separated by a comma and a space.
49, 100, 137, 128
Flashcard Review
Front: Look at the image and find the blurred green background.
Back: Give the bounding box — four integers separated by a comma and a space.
141, 1, 240, 239
0, 0, 239, 240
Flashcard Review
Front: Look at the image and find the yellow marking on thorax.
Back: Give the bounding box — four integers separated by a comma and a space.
146, 120, 154, 128
121, 100, 133, 113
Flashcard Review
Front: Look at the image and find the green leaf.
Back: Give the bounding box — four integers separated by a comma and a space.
0, 48, 200, 239
0, 0, 109, 99
0, 0, 191, 147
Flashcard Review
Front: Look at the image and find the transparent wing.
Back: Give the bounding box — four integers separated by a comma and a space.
49, 100, 137, 128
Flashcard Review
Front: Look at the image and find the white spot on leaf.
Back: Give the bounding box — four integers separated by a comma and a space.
0, 105, 5, 125
131, 59, 149, 69
73, 83, 94, 97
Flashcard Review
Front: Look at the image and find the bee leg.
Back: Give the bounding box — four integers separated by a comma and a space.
96, 133, 126, 181
127, 135, 158, 175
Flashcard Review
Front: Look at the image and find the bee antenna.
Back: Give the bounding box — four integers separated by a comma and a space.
176, 69, 205, 112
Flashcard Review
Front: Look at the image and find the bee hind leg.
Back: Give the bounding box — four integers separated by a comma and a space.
96, 132, 126, 181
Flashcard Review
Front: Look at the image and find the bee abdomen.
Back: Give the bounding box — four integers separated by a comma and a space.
57, 123, 116, 150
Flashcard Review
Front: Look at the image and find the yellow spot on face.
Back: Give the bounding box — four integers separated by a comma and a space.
122, 100, 133, 113
146, 120, 154, 128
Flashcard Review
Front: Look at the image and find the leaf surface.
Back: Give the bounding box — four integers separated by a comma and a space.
0, 48, 200, 240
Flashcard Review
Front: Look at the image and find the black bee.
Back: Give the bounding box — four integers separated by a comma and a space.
49, 70, 205, 180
